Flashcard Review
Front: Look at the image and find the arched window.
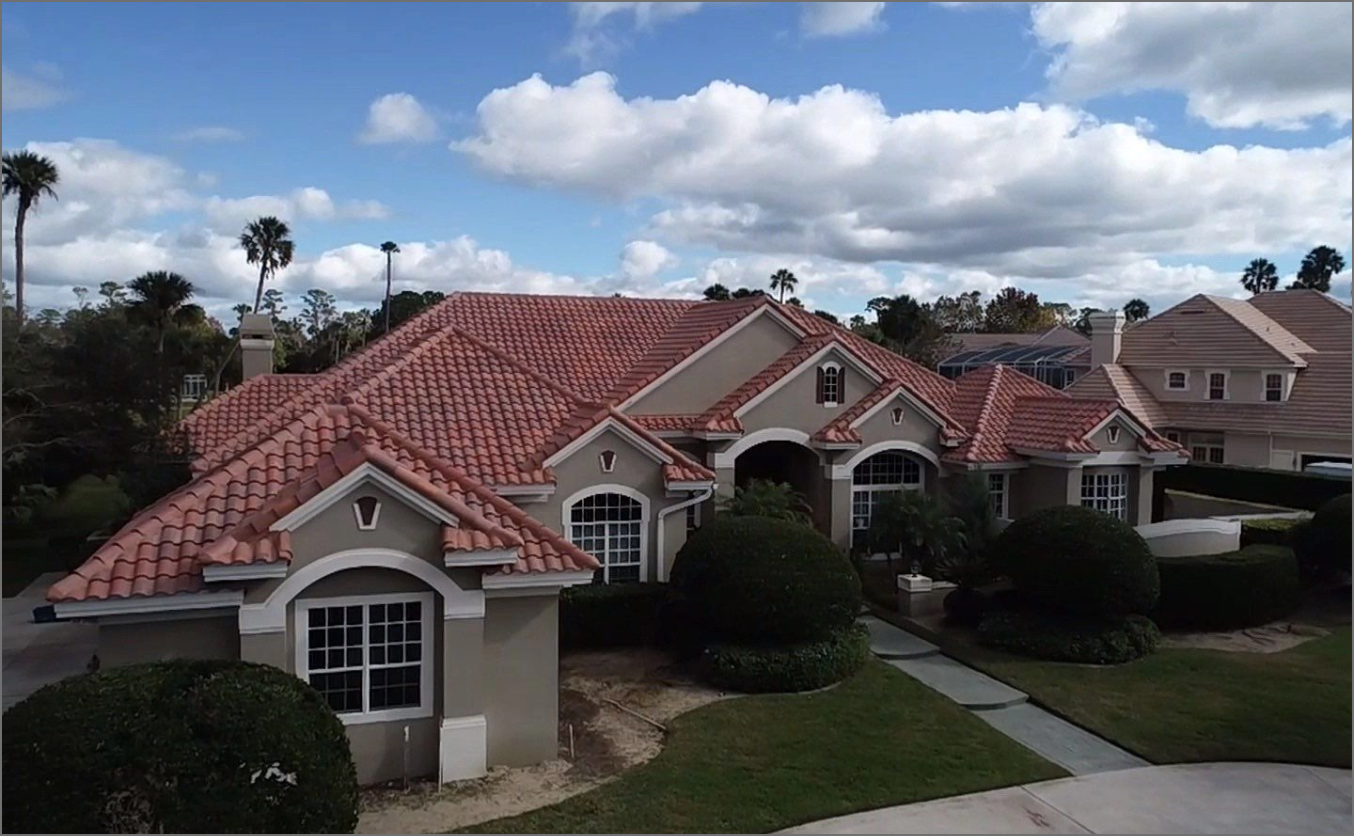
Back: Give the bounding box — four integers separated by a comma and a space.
568, 492, 646, 583
850, 451, 923, 547
816, 362, 843, 407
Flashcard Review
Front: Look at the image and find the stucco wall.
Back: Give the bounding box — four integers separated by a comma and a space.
629, 314, 800, 415
1135, 366, 1284, 404
1009, 465, 1075, 518
852, 395, 943, 452
483, 593, 559, 767
1087, 417, 1141, 452
738, 348, 875, 436
1222, 432, 1272, 468
98, 615, 239, 668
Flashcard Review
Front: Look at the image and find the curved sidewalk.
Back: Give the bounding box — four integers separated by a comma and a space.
783, 763, 1352, 834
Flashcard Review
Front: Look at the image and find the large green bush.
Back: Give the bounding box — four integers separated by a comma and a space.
1154, 545, 1301, 630
1293, 494, 1352, 580
1240, 517, 1303, 548
3, 660, 358, 834
978, 610, 1160, 665
703, 625, 869, 693
993, 505, 1158, 617
560, 582, 668, 650
669, 514, 861, 646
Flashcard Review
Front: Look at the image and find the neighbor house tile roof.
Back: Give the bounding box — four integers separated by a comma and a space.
1247, 289, 1353, 353
1118, 294, 1313, 368
1067, 364, 1170, 428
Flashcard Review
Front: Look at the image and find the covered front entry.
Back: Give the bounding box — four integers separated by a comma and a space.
734, 440, 830, 534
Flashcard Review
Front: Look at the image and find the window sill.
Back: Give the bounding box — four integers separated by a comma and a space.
336, 706, 433, 726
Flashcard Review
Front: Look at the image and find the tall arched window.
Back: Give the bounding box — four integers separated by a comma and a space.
851, 450, 923, 547
568, 491, 646, 583
816, 362, 843, 407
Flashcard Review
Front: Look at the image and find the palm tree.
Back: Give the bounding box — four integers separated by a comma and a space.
379, 241, 400, 333
1240, 258, 1279, 294
127, 271, 196, 354
1122, 298, 1150, 322
718, 478, 810, 524
239, 216, 295, 313
1291, 246, 1346, 292
866, 489, 966, 578
2, 151, 60, 323
768, 268, 798, 303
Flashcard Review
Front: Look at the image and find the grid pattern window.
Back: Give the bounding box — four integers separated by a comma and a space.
570, 493, 644, 583
1265, 374, 1284, 402
1208, 372, 1227, 401
1080, 471, 1128, 520
297, 594, 431, 722
818, 364, 842, 406
1165, 430, 1182, 444
181, 373, 208, 401
987, 473, 1008, 518
1190, 433, 1225, 465
851, 451, 923, 547
1166, 371, 1187, 391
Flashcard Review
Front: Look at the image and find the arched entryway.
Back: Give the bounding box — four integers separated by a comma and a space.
731, 436, 828, 534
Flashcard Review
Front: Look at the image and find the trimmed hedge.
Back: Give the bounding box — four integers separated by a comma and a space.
3, 660, 358, 834
993, 505, 1159, 618
1157, 463, 1348, 512
703, 625, 870, 693
1295, 494, 1353, 579
669, 515, 861, 646
978, 610, 1160, 665
560, 582, 669, 650
1154, 545, 1301, 630
1240, 517, 1303, 548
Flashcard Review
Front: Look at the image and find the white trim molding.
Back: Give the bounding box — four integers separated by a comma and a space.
560, 484, 651, 583
444, 547, 518, 567
238, 548, 484, 635
711, 427, 813, 469
54, 590, 244, 620
665, 479, 715, 494
1205, 368, 1231, 401
439, 715, 488, 783
482, 568, 596, 590
203, 562, 290, 583
492, 483, 556, 497
269, 462, 458, 532
541, 417, 673, 470
830, 440, 941, 479
352, 496, 382, 530
1164, 368, 1190, 391
1082, 409, 1150, 443
734, 342, 882, 419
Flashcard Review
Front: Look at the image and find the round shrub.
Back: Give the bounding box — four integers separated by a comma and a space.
1154, 545, 1301, 630
560, 582, 669, 651
993, 505, 1158, 617
978, 609, 1160, 664
1295, 494, 1352, 580
669, 514, 861, 645
703, 625, 869, 693
3, 660, 358, 834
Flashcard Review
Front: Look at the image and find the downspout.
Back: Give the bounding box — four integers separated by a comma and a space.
655, 486, 714, 583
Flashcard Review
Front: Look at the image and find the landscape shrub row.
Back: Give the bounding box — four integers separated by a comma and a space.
702, 625, 870, 694
560, 582, 669, 650
977, 610, 1160, 665
1154, 545, 1301, 630
1157, 464, 1348, 512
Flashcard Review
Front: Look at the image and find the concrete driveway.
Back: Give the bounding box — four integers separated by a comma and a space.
3, 573, 97, 711
783, 763, 1352, 835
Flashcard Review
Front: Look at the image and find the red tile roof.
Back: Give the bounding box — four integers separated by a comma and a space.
181, 374, 315, 455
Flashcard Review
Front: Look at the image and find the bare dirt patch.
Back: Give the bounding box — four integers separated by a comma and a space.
1160, 621, 1331, 654
356, 649, 725, 834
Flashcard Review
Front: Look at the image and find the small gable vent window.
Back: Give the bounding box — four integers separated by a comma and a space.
353, 496, 382, 530
599, 450, 617, 473
890, 407, 904, 426
816, 362, 843, 407
1107, 425, 1121, 444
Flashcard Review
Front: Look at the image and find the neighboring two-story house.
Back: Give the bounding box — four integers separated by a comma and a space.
47, 292, 1183, 786
937, 325, 1091, 389
1069, 290, 1351, 472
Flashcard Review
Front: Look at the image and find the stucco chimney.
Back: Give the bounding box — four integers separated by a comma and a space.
239, 313, 276, 380
1088, 309, 1126, 368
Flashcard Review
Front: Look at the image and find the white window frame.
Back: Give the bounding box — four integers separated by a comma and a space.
1164, 430, 1182, 444
1164, 369, 1189, 391
850, 451, 924, 546
181, 373, 208, 401
1189, 432, 1225, 465
987, 472, 1008, 519
1264, 372, 1284, 403
819, 362, 843, 408
294, 592, 434, 726
352, 496, 382, 530
562, 485, 650, 584
1206, 369, 1229, 401
1080, 470, 1128, 521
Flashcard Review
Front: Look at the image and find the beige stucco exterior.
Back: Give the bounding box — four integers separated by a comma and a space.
98, 615, 239, 668
483, 593, 560, 766
738, 348, 877, 435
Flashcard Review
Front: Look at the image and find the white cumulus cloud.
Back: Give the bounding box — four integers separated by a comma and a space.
800, 2, 887, 37
358, 93, 439, 144
566, 2, 703, 64
619, 239, 678, 280
1032, 2, 1353, 130
2, 63, 69, 110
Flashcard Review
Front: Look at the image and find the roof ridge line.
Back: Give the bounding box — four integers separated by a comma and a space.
341, 320, 465, 407
1201, 295, 1313, 361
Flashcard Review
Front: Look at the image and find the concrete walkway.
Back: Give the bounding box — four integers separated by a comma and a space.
860, 615, 1146, 775
3, 573, 96, 711
782, 762, 1353, 834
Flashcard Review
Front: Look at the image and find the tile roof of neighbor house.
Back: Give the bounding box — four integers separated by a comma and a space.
1118, 294, 1314, 368
1067, 364, 1171, 428
58, 292, 1180, 604
1247, 289, 1353, 353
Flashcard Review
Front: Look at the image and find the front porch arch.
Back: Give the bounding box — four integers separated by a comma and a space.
712, 427, 814, 469
830, 440, 941, 479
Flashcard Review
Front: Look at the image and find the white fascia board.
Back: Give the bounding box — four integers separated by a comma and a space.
734, 342, 883, 419
693, 430, 743, 441
541, 417, 673, 469
665, 479, 715, 492
615, 306, 804, 411
952, 461, 1029, 472
481, 569, 596, 590
54, 590, 244, 620
1083, 408, 1149, 441
814, 441, 860, 450
269, 462, 458, 532
493, 483, 556, 497
203, 562, 290, 582
443, 548, 518, 567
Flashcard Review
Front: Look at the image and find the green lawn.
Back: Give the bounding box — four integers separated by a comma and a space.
470, 662, 1064, 834
927, 619, 1352, 769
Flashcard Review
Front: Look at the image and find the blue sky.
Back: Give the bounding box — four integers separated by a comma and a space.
3, 2, 1350, 321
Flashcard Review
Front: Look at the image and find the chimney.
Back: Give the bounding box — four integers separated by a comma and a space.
1088, 309, 1126, 368
239, 313, 276, 380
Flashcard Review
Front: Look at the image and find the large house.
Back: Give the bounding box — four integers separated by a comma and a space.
1070, 290, 1351, 472
47, 292, 1183, 785
937, 325, 1090, 389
